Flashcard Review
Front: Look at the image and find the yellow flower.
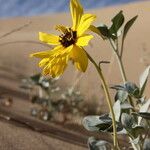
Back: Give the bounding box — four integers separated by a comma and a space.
30, 0, 96, 78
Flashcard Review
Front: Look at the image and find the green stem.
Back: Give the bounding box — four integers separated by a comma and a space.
109, 39, 127, 82
120, 38, 125, 59
86, 52, 119, 149
109, 39, 134, 107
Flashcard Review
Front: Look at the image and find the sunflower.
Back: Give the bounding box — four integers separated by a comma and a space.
30, 0, 96, 78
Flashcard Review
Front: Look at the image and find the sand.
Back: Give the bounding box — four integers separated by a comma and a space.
0, 1, 150, 149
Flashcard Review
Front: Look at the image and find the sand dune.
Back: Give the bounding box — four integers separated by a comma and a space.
0, 1, 150, 111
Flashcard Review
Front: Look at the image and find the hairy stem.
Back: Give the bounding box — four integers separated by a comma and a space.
86, 52, 119, 149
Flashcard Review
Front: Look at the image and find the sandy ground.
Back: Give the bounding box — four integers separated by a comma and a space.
0, 119, 86, 150
0, 1, 150, 149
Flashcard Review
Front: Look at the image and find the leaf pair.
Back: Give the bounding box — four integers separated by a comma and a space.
97, 10, 138, 42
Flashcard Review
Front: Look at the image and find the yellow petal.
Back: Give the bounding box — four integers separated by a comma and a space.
39, 58, 50, 67
50, 58, 67, 78
55, 25, 67, 33
30, 45, 63, 58
39, 32, 60, 45
88, 25, 102, 36
77, 14, 96, 36
30, 50, 50, 58
42, 45, 73, 77
70, 0, 83, 30
76, 34, 93, 46
71, 45, 88, 72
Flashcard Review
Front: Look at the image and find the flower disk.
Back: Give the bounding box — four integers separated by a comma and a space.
59, 28, 77, 48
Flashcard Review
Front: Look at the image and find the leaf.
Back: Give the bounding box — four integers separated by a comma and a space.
140, 99, 150, 112
121, 102, 133, 110
97, 24, 110, 39
143, 138, 150, 150
132, 125, 145, 137
115, 90, 128, 102
39, 76, 50, 89
82, 114, 113, 132
82, 116, 106, 131
139, 65, 150, 95
30, 73, 41, 84
122, 15, 138, 43
137, 113, 150, 120
138, 99, 150, 124
130, 136, 140, 145
88, 137, 112, 150
125, 82, 140, 98
121, 113, 134, 129
109, 10, 124, 36
113, 100, 121, 122
112, 82, 140, 98
110, 85, 125, 91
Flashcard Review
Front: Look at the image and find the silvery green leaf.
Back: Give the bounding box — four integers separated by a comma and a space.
130, 136, 140, 145
117, 128, 127, 134
125, 82, 140, 98
138, 99, 150, 124
88, 137, 112, 150
113, 100, 121, 122
140, 99, 150, 112
83, 114, 114, 132
82, 116, 104, 131
121, 113, 134, 129
115, 90, 128, 102
139, 65, 150, 95
121, 102, 133, 110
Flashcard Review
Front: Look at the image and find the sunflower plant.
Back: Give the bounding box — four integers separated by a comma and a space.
30, 0, 150, 150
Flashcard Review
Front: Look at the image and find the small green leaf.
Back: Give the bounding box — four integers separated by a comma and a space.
97, 24, 110, 39
122, 15, 138, 43
109, 10, 124, 36
30, 73, 41, 84
139, 65, 150, 95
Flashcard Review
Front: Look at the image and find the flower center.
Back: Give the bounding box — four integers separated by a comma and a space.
59, 28, 77, 47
